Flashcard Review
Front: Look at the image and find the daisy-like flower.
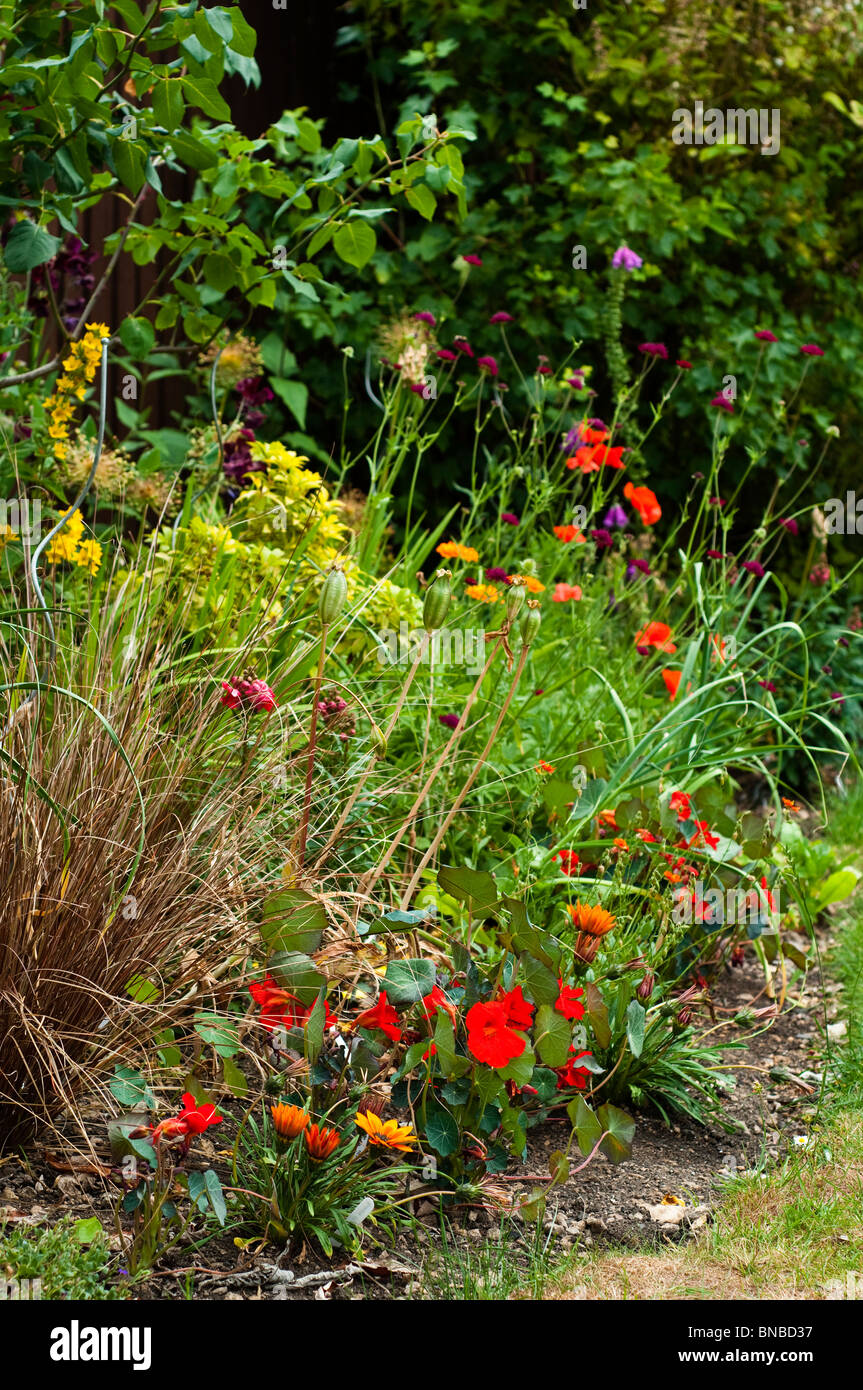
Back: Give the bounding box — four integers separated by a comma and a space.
355, 1110, 418, 1152
566, 902, 615, 936
466, 582, 500, 603
437, 541, 480, 562
75, 538, 103, 575
304, 1124, 340, 1161
271, 1103, 310, 1141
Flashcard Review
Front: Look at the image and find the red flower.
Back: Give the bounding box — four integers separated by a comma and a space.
422, 984, 458, 1027
249, 975, 302, 1031
686, 821, 720, 851
498, 985, 534, 1029
669, 790, 691, 819
635, 828, 658, 843
555, 980, 585, 1021
462, 253, 483, 267
552, 582, 582, 602
354, 991, 402, 1042
635, 621, 676, 653
555, 1048, 593, 1091
553, 523, 586, 543
623, 482, 661, 526
220, 676, 277, 713
176, 1093, 222, 1135
465, 1001, 527, 1067
554, 848, 581, 876
662, 669, 681, 700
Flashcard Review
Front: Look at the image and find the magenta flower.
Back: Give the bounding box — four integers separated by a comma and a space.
462, 254, 483, 267
755, 329, 778, 342
439, 713, 460, 730
758, 680, 777, 693
710, 394, 734, 412
742, 560, 765, 578
485, 566, 510, 583
778, 517, 799, 535
489, 311, 514, 324
604, 503, 629, 529
408, 382, 427, 395
810, 563, 831, 585
676, 359, 692, 369
830, 691, 845, 709
501, 511, 520, 526
477, 355, 499, 376
590, 528, 613, 549
800, 343, 824, 356
638, 343, 668, 359
453, 336, 474, 357
221, 677, 277, 713
567, 374, 585, 389
706, 549, 725, 560
537, 365, 553, 376
413, 311, 436, 326
436, 349, 457, 362
612, 245, 643, 270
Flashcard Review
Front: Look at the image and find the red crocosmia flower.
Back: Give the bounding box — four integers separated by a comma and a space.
176, 1093, 222, 1135
462, 253, 483, 267
662, 669, 682, 700
498, 985, 534, 1029
686, 821, 720, 851
465, 1001, 527, 1067
554, 848, 581, 876
422, 985, 458, 1027
553, 524, 586, 543
556, 980, 585, 1021
555, 1048, 593, 1091
552, 582, 582, 602
623, 482, 661, 525
669, 790, 691, 819
635, 621, 676, 653
354, 991, 402, 1042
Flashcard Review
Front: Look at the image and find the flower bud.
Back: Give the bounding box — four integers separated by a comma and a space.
319, 564, 348, 626
369, 722, 388, 759
636, 972, 654, 1001
505, 578, 527, 623
675, 1006, 692, 1029
519, 599, 541, 648
423, 569, 452, 633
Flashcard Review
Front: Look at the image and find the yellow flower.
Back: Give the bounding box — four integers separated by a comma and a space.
355, 1110, 418, 1152
76, 538, 102, 575
522, 575, 545, 594
85, 322, 111, 339
465, 582, 500, 603
0, 525, 17, 551
45, 534, 79, 564
48, 421, 69, 440
53, 441, 68, 461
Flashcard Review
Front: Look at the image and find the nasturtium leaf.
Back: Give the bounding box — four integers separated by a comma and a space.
585, 981, 611, 1049
109, 1066, 156, 1111
569, 1095, 603, 1156
73, 1217, 103, 1245
596, 1103, 636, 1164
519, 952, 560, 1005
625, 999, 646, 1059
194, 1012, 238, 1059
260, 888, 326, 954
498, 1045, 536, 1088
267, 950, 325, 1006
437, 865, 498, 919
534, 1005, 571, 1067
383, 957, 435, 1006
423, 1103, 459, 1157
222, 1055, 247, 1098
204, 1169, 227, 1225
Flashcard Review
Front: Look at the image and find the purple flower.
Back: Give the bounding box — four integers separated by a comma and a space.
604, 503, 629, 529
485, 566, 510, 583
501, 511, 520, 526
567, 375, 585, 390
638, 343, 668, 359
821, 664, 832, 675
758, 680, 777, 693
830, 691, 845, 709
778, 517, 799, 535
755, 329, 778, 342
800, 343, 824, 356
711, 393, 735, 412
453, 336, 474, 357
489, 311, 513, 324
587, 418, 608, 431
590, 528, 613, 550
742, 560, 765, 577
413, 311, 436, 326
612, 245, 643, 270
439, 713, 460, 730
462, 254, 483, 267
706, 549, 725, 559
838, 637, 849, 648
223, 428, 263, 483
625, 558, 651, 581
477, 355, 499, 376
436, 349, 457, 362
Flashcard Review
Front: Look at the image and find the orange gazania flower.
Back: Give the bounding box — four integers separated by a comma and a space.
566, 902, 615, 937
271, 1103, 310, 1140
437, 541, 480, 563
355, 1110, 418, 1152
304, 1123, 341, 1161
553, 524, 586, 543
635, 621, 676, 652
623, 481, 661, 525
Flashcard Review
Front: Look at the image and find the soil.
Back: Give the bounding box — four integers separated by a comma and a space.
0, 923, 838, 1302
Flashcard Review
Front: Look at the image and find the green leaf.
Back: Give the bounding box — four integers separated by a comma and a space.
498, 1045, 536, 1088
383, 958, 435, 1006
4, 220, 60, 273
332, 220, 376, 269
437, 864, 498, 919
113, 139, 146, 195
304, 992, 327, 1066
119, 316, 155, 358
433, 1011, 457, 1073
74, 1216, 103, 1245
109, 1066, 156, 1110
170, 131, 219, 170
260, 888, 326, 954
424, 1103, 459, 1157
204, 1169, 227, 1225
202, 252, 238, 292
181, 75, 231, 121
625, 999, 646, 1059
222, 1055, 247, 1098
534, 1005, 571, 1067
519, 952, 560, 1005
585, 981, 611, 1049
405, 183, 437, 221
815, 867, 860, 907
153, 78, 185, 131
596, 1103, 636, 1164
271, 377, 308, 430
267, 951, 325, 1006
570, 1095, 602, 1156
194, 1012, 238, 1059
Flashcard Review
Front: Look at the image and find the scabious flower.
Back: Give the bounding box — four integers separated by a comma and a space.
758, 679, 777, 693
755, 329, 778, 342
778, 517, 799, 535
635, 621, 676, 653
625, 558, 650, 581
413, 311, 436, 326
800, 343, 824, 356
436, 348, 457, 362
711, 393, 734, 412
439, 712, 460, 730
623, 482, 661, 525
676, 359, 692, 369
742, 560, 765, 578
638, 342, 668, 359
604, 503, 629, 529
809, 563, 830, 585
453, 335, 474, 356
553, 524, 586, 543
478, 355, 499, 376
462, 253, 483, 267
612, 245, 643, 270
465, 1000, 527, 1067
590, 528, 614, 549
354, 991, 402, 1042
304, 1124, 340, 1161
489, 311, 514, 324
355, 1111, 418, 1152
485, 566, 510, 582
706, 549, 725, 560
500, 511, 519, 525
552, 582, 582, 602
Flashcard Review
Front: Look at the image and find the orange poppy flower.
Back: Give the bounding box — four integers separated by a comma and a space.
437, 541, 480, 563
623, 482, 661, 525
662, 669, 681, 700
635, 621, 676, 653
553, 524, 586, 543
552, 582, 582, 602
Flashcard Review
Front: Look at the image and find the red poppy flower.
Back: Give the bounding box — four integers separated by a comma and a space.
635, 621, 676, 653
623, 482, 661, 525
498, 985, 534, 1029
555, 980, 585, 1021
552, 582, 582, 602
553, 524, 586, 543
354, 991, 402, 1042
662, 669, 681, 700
465, 1001, 527, 1067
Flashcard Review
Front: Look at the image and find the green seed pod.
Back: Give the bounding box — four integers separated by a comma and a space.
505, 578, 527, 623
519, 599, 541, 648
423, 569, 452, 633
319, 565, 348, 626
369, 722, 388, 760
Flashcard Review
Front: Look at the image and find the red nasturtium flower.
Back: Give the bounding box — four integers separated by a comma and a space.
555, 1048, 594, 1091
635, 621, 676, 653
498, 985, 534, 1029
596, 809, 618, 831
635, 828, 659, 843
421, 984, 458, 1027
686, 821, 720, 851
148, 1093, 222, 1147
669, 790, 692, 819
623, 481, 661, 525
304, 1124, 340, 1161
353, 991, 402, 1042
465, 1001, 527, 1067
249, 975, 334, 1032
554, 848, 581, 876
555, 980, 585, 1021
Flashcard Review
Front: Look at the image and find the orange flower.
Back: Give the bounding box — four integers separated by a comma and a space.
271, 1103, 310, 1141
579, 425, 609, 445
623, 482, 661, 525
304, 1123, 341, 1161
662, 669, 681, 700
553, 524, 586, 543
466, 582, 500, 603
535, 760, 556, 773
782, 797, 801, 813
566, 902, 615, 937
437, 541, 480, 563
597, 809, 618, 830
635, 621, 676, 652
664, 870, 683, 883
515, 574, 545, 594
552, 582, 582, 602
709, 633, 730, 664
635, 828, 658, 843
612, 837, 630, 852
355, 1110, 418, 1152
565, 443, 625, 472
